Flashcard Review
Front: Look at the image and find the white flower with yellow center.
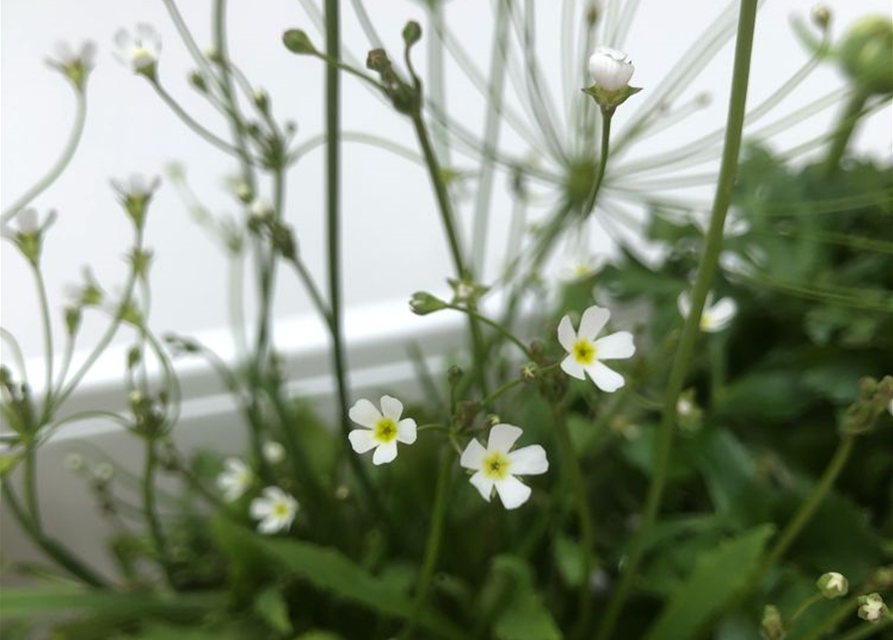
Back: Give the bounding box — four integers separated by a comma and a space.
557, 305, 635, 392
460, 424, 548, 510
113, 24, 161, 72
250, 486, 299, 534
216, 457, 252, 502
348, 395, 417, 465
678, 291, 737, 333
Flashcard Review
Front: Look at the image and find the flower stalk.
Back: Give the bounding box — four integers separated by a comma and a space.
595, 2, 760, 638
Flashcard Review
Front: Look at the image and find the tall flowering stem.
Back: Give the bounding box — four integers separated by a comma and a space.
594, 1, 759, 638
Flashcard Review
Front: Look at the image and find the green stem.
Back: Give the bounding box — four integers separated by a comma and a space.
151, 82, 243, 157
790, 593, 824, 624
23, 441, 42, 531
1, 91, 87, 223
324, 0, 377, 505
29, 264, 54, 418
142, 439, 173, 583
582, 111, 613, 217
594, 3, 759, 638
759, 435, 855, 575
553, 405, 594, 638
823, 89, 869, 176
398, 449, 454, 640
212, 0, 256, 190
837, 618, 893, 640
444, 303, 535, 361
1, 481, 107, 586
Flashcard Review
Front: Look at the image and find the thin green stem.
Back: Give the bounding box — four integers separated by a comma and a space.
23, 441, 42, 531
1, 481, 107, 586
398, 449, 454, 640
288, 257, 335, 329
1, 91, 87, 223
553, 404, 594, 639
151, 82, 242, 157
594, 3, 759, 638
443, 303, 534, 361
0, 328, 30, 387
324, 0, 377, 505
582, 112, 612, 217
29, 264, 54, 418
142, 439, 173, 584
837, 618, 893, 640
790, 593, 824, 624
823, 89, 870, 176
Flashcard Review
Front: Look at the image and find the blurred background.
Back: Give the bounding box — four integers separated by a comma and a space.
2, 0, 891, 367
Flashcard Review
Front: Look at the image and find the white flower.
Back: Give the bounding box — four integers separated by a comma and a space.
249, 198, 273, 219
113, 24, 161, 71
858, 593, 888, 622
263, 441, 285, 464
93, 462, 115, 482
250, 486, 299, 534
560, 253, 609, 282
63, 453, 84, 472
216, 457, 253, 502
588, 46, 635, 91
678, 291, 737, 333
16, 208, 39, 234
51, 41, 97, 70
557, 305, 636, 392
460, 424, 548, 510
110, 174, 161, 199
348, 395, 417, 465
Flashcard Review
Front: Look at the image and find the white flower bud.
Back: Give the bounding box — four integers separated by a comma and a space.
94, 462, 115, 482
817, 571, 849, 598
263, 441, 285, 464
588, 46, 635, 91
16, 209, 39, 234
858, 592, 888, 622
63, 453, 84, 472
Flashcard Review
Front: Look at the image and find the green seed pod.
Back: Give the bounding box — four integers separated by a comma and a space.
838, 16, 893, 95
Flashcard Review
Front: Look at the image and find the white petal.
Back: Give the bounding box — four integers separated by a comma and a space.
594, 331, 635, 360
250, 497, 272, 519
348, 398, 381, 428
587, 362, 625, 392
487, 424, 523, 453
348, 429, 377, 454
561, 355, 586, 380
494, 476, 532, 509
677, 291, 691, 319
705, 297, 737, 331
372, 441, 398, 465
508, 445, 549, 476
135, 23, 160, 50
557, 315, 576, 351
113, 28, 132, 51
460, 438, 487, 470
379, 395, 404, 421
579, 305, 610, 340
396, 418, 417, 444
468, 471, 494, 502
257, 515, 283, 534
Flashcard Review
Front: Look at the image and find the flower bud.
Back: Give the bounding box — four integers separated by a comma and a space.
838, 16, 893, 95
447, 365, 464, 387
857, 592, 888, 622
403, 21, 422, 48
588, 46, 635, 91
760, 604, 785, 640
409, 291, 447, 315
64, 306, 82, 336
811, 5, 831, 31
817, 572, 849, 598
366, 48, 392, 73
283, 29, 317, 55
189, 71, 208, 93
253, 88, 269, 113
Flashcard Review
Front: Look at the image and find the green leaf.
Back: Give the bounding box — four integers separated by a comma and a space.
253, 587, 291, 634
643, 524, 775, 640
0, 587, 225, 619
489, 556, 562, 640
211, 518, 465, 640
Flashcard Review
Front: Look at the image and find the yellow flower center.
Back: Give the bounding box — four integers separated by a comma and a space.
572, 338, 597, 365
699, 312, 712, 330
373, 418, 398, 443
482, 451, 511, 480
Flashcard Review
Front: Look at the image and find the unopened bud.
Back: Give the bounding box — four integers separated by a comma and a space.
253, 88, 269, 112
189, 71, 207, 92
811, 5, 831, 31
403, 21, 422, 47
857, 593, 888, 622
409, 291, 447, 315
817, 572, 849, 599
366, 48, 392, 73
64, 306, 82, 336
760, 605, 785, 640
283, 29, 317, 55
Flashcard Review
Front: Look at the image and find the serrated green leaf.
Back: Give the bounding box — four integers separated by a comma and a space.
643, 524, 775, 640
